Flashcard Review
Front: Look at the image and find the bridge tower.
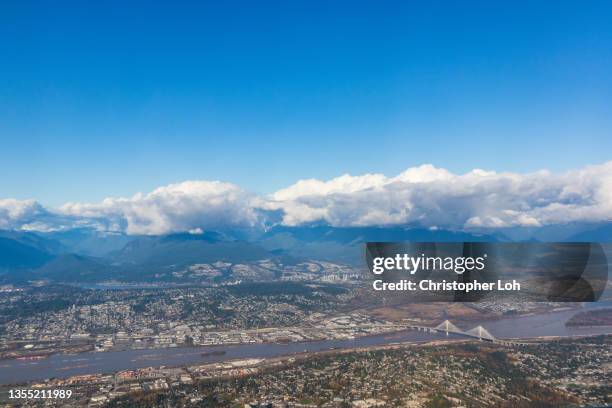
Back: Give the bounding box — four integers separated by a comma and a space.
435, 320, 461, 336
465, 325, 495, 342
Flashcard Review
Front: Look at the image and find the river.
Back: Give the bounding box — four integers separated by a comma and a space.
0, 306, 609, 385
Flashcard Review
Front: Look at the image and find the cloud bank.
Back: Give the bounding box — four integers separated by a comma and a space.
59, 181, 261, 235
2, 162, 612, 234
0, 199, 47, 230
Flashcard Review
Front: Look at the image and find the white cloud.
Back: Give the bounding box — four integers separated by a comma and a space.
0, 199, 47, 230
267, 162, 612, 229
1, 162, 612, 234
59, 181, 260, 235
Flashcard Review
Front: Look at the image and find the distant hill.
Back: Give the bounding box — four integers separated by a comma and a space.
4, 222, 608, 283
0, 236, 53, 270
0, 230, 64, 255
37, 228, 135, 256
33, 253, 115, 281
0, 229, 281, 282
486, 222, 612, 242
112, 231, 274, 269
566, 223, 612, 242
0, 232, 119, 282
259, 226, 497, 264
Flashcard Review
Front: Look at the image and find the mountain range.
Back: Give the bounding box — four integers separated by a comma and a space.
0, 222, 610, 283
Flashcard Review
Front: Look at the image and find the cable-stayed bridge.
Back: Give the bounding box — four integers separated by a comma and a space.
405, 319, 510, 343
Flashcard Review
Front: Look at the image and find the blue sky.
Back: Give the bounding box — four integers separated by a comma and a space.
1, 1, 611, 207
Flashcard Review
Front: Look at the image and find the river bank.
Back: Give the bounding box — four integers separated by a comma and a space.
0, 306, 610, 385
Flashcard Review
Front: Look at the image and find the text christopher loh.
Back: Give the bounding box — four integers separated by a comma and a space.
370, 253, 520, 292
